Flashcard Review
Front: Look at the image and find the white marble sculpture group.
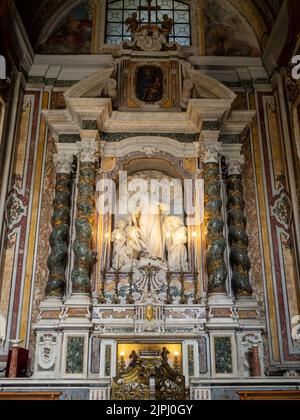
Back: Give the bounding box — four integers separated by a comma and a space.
112, 210, 188, 272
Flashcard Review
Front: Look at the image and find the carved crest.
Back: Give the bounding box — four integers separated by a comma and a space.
37, 334, 58, 371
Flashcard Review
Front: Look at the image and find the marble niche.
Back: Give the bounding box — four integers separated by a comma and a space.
110, 171, 189, 273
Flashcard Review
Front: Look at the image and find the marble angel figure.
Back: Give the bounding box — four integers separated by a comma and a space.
164, 216, 188, 271
111, 219, 130, 269
126, 215, 147, 260
132, 206, 164, 260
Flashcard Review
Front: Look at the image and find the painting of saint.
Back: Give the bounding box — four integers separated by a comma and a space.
204, 0, 261, 57
136, 66, 163, 104
37, 2, 92, 54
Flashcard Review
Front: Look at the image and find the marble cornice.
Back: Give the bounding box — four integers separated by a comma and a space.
222, 144, 243, 160
104, 136, 197, 158
221, 110, 257, 135
43, 97, 256, 145
100, 132, 198, 143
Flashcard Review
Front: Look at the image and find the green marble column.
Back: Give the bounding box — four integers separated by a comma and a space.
46, 154, 73, 298
202, 144, 228, 294
71, 141, 96, 295
226, 157, 253, 297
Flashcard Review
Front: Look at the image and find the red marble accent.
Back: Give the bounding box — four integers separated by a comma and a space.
257, 92, 300, 362
8, 92, 42, 342
8, 346, 19, 378
249, 345, 261, 377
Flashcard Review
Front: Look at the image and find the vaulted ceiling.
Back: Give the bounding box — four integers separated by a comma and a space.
15, 0, 284, 52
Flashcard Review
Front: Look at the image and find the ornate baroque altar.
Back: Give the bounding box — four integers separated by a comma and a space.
33, 17, 264, 400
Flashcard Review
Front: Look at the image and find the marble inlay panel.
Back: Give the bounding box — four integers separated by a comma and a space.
91, 337, 101, 374
105, 345, 112, 377
198, 337, 208, 375
188, 344, 194, 376
214, 337, 233, 375
66, 337, 85, 375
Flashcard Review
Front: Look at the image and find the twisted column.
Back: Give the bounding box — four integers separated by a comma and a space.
46, 153, 73, 298
71, 140, 97, 295
202, 143, 227, 294
226, 156, 253, 297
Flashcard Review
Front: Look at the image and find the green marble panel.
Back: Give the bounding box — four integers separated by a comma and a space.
214, 337, 233, 375
105, 345, 112, 377
66, 337, 85, 375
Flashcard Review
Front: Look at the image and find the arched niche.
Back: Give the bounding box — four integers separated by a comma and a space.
96, 145, 201, 278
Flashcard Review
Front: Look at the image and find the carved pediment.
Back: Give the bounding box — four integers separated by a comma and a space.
185, 68, 237, 100
64, 67, 117, 99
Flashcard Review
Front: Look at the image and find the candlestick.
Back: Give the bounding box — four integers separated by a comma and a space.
193, 270, 200, 304
126, 269, 135, 304
119, 352, 126, 374
104, 230, 110, 272
173, 352, 180, 372
112, 268, 121, 304
165, 269, 173, 304
179, 267, 188, 305
98, 269, 107, 304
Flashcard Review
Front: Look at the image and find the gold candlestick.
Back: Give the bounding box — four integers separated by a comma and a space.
193, 270, 200, 304
179, 267, 188, 305
112, 268, 121, 304
119, 352, 126, 374
98, 270, 107, 304
173, 352, 180, 372
99, 231, 109, 304
165, 269, 173, 304
192, 231, 200, 304
126, 269, 135, 304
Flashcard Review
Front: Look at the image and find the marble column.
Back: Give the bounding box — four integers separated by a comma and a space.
71, 140, 97, 295
8, 340, 23, 378
225, 155, 253, 297
202, 142, 227, 295
45, 153, 73, 298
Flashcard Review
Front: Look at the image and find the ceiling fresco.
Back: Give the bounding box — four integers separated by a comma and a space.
15, 0, 284, 55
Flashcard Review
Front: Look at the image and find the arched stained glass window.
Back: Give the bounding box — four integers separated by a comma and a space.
106, 0, 191, 46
